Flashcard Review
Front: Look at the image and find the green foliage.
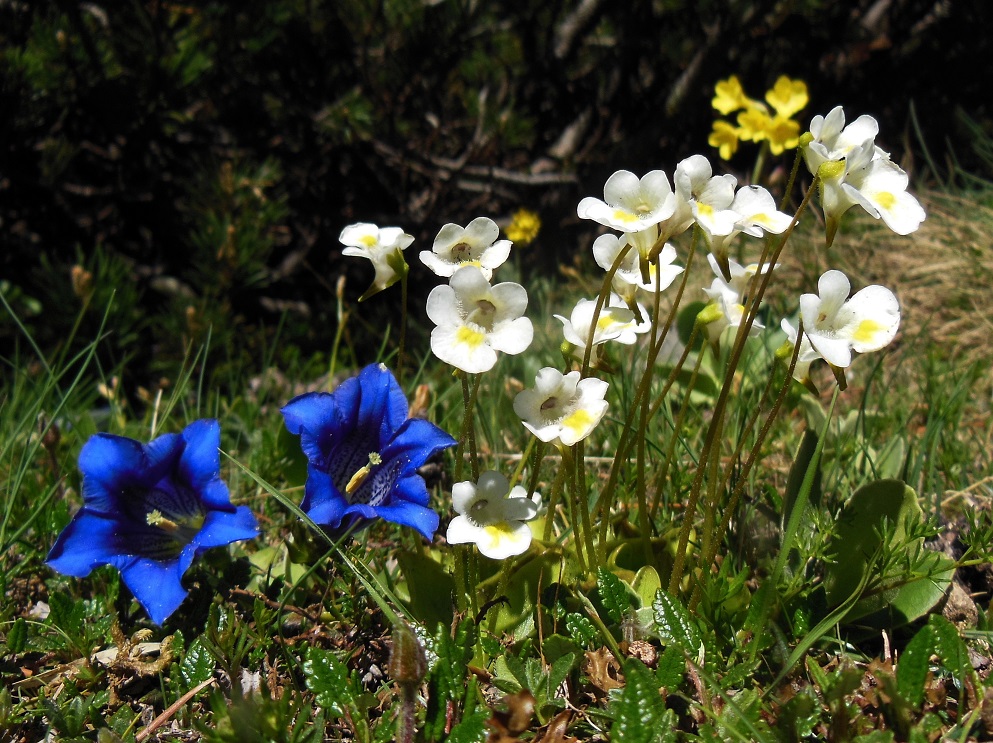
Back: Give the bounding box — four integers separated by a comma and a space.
610, 658, 677, 743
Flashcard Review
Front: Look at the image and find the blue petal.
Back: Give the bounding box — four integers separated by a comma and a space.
46, 510, 123, 577
383, 417, 457, 477
192, 507, 259, 551
178, 420, 226, 501
281, 392, 340, 465
392, 472, 432, 508
115, 556, 189, 625
301, 465, 348, 527
78, 433, 181, 513
356, 363, 409, 445
374, 502, 440, 542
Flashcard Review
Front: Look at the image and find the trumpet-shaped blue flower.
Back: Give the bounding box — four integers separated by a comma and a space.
281, 363, 457, 541
47, 420, 259, 625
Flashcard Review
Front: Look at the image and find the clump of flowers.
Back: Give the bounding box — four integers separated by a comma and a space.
709, 74, 809, 160
281, 363, 457, 541
801, 106, 926, 245
446, 471, 541, 559
47, 420, 259, 625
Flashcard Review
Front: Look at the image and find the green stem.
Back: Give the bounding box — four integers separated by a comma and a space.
542, 456, 570, 543
592, 230, 700, 561
397, 270, 408, 385
667, 180, 817, 596
649, 330, 704, 521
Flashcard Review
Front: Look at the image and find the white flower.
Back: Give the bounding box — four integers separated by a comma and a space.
339, 223, 414, 299
446, 471, 541, 560
799, 269, 900, 369
426, 266, 533, 374
673, 155, 740, 242
803, 106, 881, 175
513, 368, 609, 447
420, 217, 512, 280
701, 253, 775, 307
592, 234, 683, 302
729, 185, 794, 237
577, 170, 677, 234
841, 156, 926, 236
555, 294, 650, 356
780, 318, 823, 382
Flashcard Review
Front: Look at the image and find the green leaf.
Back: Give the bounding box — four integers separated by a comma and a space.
610, 658, 671, 743
596, 568, 631, 624
444, 709, 489, 743
6, 617, 27, 655
48, 590, 84, 639
824, 479, 954, 627
546, 652, 577, 699
425, 619, 476, 740
897, 624, 935, 706
304, 647, 352, 716
652, 589, 699, 650
632, 566, 662, 608
179, 636, 216, 688
564, 613, 597, 648
542, 634, 583, 664
655, 644, 685, 690
396, 550, 455, 627
929, 614, 970, 686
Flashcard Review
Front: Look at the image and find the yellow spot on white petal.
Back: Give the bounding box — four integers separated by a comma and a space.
481, 521, 525, 555
562, 408, 595, 436
359, 234, 378, 247
612, 209, 639, 224
875, 192, 896, 210
456, 325, 487, 349
852, 318, 886, 345
696, 202, 714, 217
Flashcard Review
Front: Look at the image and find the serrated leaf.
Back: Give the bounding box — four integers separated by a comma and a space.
179, 636, 215, 688
444, 709, 489, 743
564, 613, 597, 647
652, 589, 699, 650
596, 568, 630, 624
48, 591, 84, 638
655, 644, 684, 690
897, 624, 934, 706
304, 647, 352, 715
610, 658, 670, 743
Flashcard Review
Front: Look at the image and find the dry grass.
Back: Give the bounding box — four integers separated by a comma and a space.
828, 190, 993, 367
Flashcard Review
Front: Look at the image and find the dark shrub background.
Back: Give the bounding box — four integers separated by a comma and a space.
1, 0, 989, 386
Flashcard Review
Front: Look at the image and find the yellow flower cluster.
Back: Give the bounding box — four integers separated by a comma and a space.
505, 208, 541, 246
708, 75, 809, 160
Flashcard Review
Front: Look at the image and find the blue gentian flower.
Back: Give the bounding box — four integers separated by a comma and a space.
281, 363, 457, 541
47, 420, 259, 625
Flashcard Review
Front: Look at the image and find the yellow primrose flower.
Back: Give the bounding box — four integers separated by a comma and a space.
765, 76, 808, 118
708, 120, 740, 161
736, 106, 772, 143
505, 208, 541, 246
765, 115, 802, 155
712, 75, 749, 115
